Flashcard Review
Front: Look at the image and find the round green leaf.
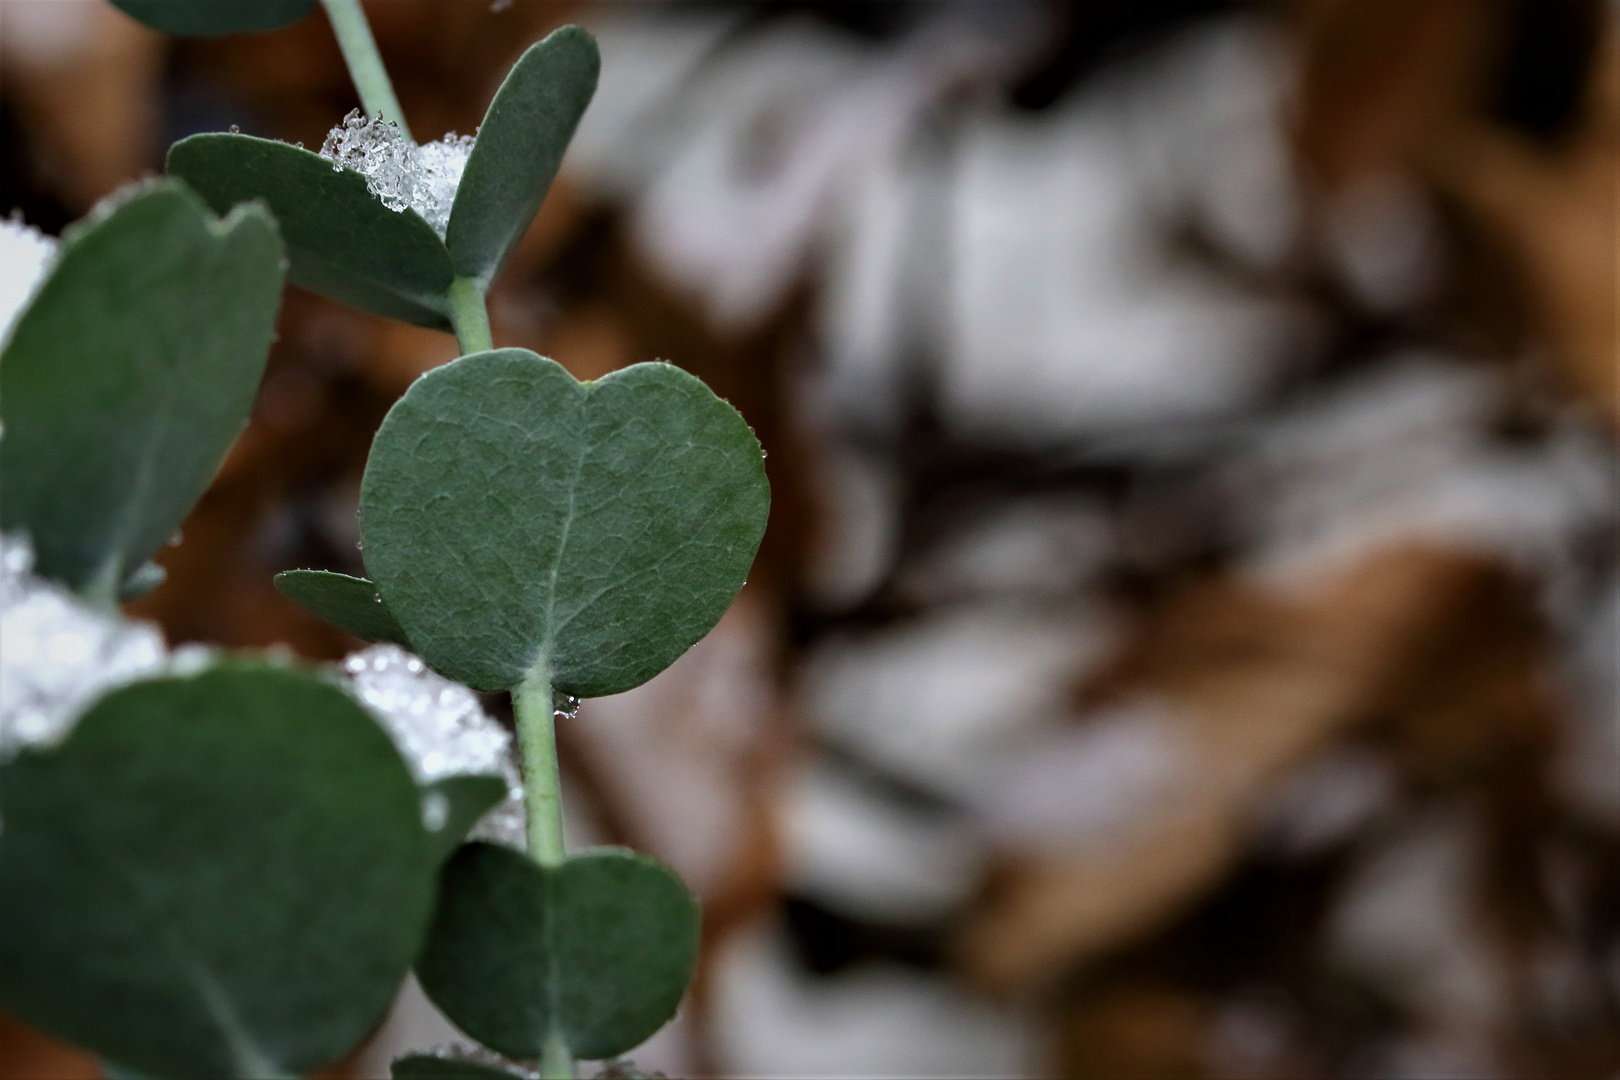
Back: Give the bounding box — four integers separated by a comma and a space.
108, 0, 317, 36
0, 180, 283, 594
168, 133, 454, 329
0, 663, 437, 1077
446, 25, 599, 286
416, 844, 699, 1062
358, 349, 769, 695
274, 568, 411, 646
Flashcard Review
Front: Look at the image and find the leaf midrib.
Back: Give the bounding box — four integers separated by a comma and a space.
538, 409, 589, 665
98, 840, 285, 1077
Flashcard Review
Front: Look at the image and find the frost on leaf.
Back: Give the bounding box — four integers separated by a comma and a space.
342, 643, 524, 846
0, 217, 57, 350
319, 110, 474, 238
0, 534, 197, 762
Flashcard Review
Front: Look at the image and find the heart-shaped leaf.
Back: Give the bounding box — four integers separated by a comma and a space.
0, 180, 283, 596
168, 133, 454, 329
0, 663, 437, 1077
392, 1053, 531, 1080
108, 0, 317, 36
447, 26, 599, 287
420, 775, 509, 866
275, 568, 411, 645
359, 349, 769, 695
416, 843, 699, 1062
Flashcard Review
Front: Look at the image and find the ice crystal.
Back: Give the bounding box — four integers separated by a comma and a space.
0, 534, 170, 761
342, 643, 525, 846
411, 134, 476, 235
319, 110, 474, 237
0, 217, 57, 348
321, 110, 415, 211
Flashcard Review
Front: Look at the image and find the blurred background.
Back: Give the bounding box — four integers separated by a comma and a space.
1, 0, 1616, 1076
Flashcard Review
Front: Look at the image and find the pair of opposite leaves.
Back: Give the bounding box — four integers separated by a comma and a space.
114, 0, 597, 325
166, 24, 599, 328
0, 665, 694, 1077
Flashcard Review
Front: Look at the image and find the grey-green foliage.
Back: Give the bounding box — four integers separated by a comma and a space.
357, 349, 770, 695
274, 568, 411, 645
168, 134, 456, 329
0, 180, 283, 595
447, 26, 599, 286
108, 0, 317, 36
416, 844, 700, 1062
0, 664, 437, 1078
2, 8, 744, 1076
166, 26, 598, 327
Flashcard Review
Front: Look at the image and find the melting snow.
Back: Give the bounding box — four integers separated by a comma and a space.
342, 643, 525, 846
0, 534, 191, 762
319, 110, 474, 237
0, 218, 57, 349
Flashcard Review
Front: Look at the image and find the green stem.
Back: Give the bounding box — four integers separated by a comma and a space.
516, 663, 573, 1075
448, 276, 493, 355
319, 0, 412, 139
514, 655, 566, 867
539, 1026, 575, 1080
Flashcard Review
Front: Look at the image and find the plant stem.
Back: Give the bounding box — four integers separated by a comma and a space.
540, 1027, 575, 1080
447, 277, 493, 355
516, 662, 574, 1075
514, 655, 566, 867
319, 0, 412, 139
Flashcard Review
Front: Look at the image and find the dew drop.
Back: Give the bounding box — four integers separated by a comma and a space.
422, 790, 450, 831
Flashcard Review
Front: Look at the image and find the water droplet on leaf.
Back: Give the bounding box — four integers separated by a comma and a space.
422, 790, 450, 831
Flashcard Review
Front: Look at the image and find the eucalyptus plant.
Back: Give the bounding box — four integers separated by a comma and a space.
0, 2, 768, 1078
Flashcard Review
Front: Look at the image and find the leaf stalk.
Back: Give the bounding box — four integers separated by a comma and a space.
540, 1026, 575, 1080
515, 658, 574, 1075
318, 0, 413, 139
448, 277, 494, 355
513, 656, 566, 867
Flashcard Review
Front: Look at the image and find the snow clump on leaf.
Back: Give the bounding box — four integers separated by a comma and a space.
319, 110, 474, 237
